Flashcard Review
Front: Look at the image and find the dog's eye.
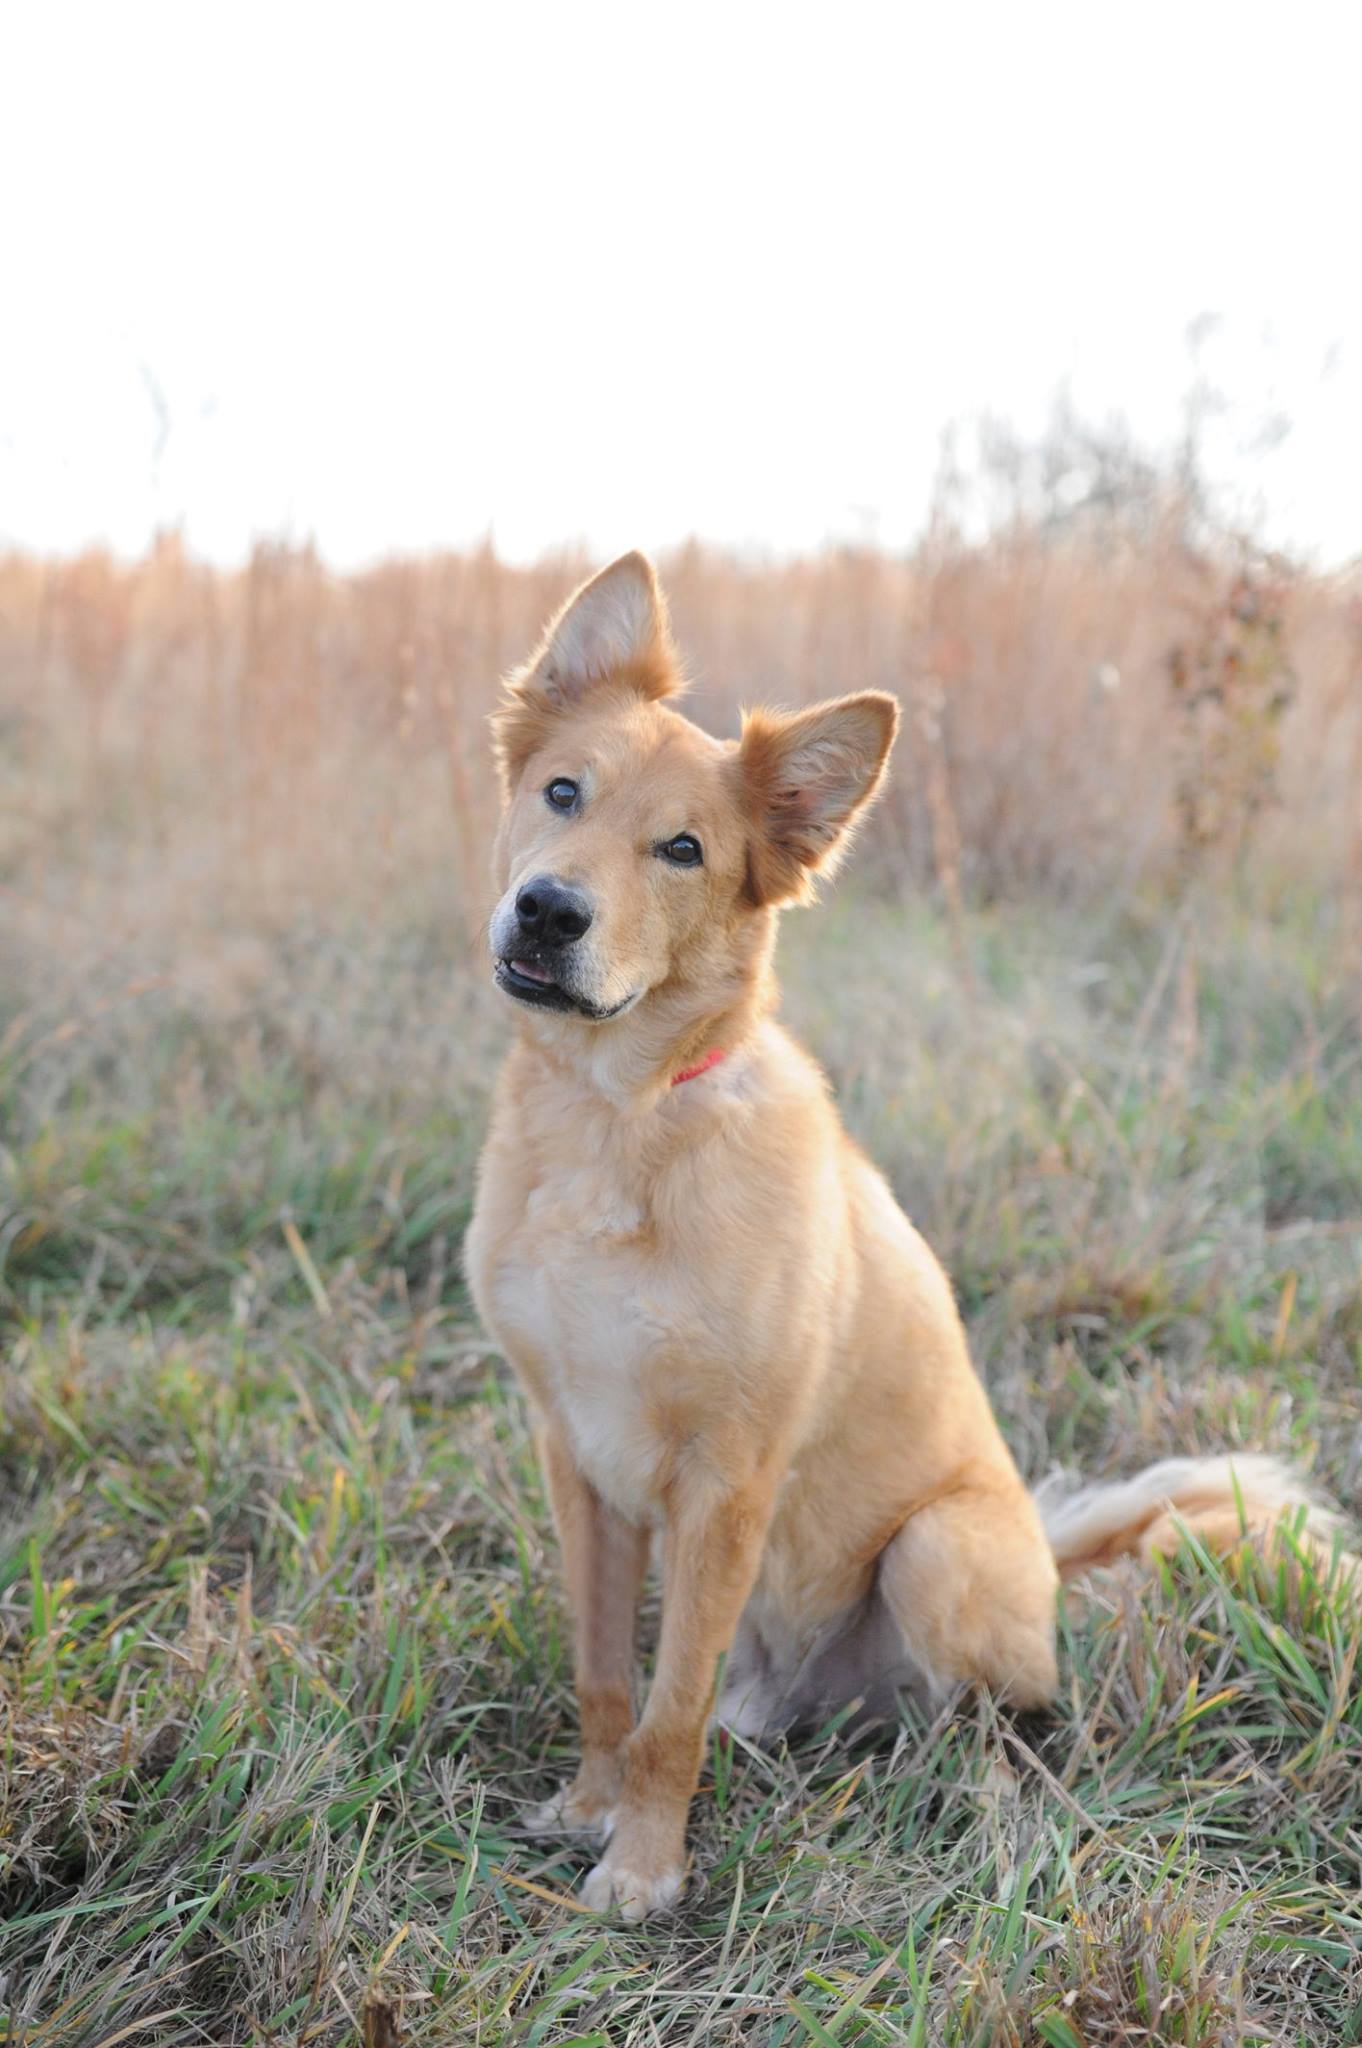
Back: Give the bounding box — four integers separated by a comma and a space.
658, 833, 703, 868
544, 778, 579, 812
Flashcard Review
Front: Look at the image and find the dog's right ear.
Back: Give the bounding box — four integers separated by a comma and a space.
491, 552, 678, 785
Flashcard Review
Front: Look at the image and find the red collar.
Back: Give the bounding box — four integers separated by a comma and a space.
671, 1047, 726, 1088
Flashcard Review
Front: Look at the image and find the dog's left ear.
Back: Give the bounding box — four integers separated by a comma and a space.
738, 691, 899, 905
492, 553, 678, 784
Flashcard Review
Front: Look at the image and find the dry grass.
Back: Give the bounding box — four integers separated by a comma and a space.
2, 518, 1361, 2043
2, 521, 1359, 962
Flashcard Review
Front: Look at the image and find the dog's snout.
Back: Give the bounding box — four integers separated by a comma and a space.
515, 875, 593, 947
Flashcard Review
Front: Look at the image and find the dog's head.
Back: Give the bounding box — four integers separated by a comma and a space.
486, 552, 897, 1036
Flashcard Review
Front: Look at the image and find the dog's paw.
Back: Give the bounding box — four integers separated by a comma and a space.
579, 1850, 685, 1922
713, 1679, 776, 1742
521, 1783, 616, 1841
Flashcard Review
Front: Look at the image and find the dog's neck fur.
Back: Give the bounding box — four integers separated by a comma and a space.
510, 912, 779, 1111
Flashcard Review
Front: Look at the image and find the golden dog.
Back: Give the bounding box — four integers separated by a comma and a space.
465, 552, 1344, 1920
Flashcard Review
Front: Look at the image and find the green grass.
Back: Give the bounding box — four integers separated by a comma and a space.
2, 888, 1361, 2044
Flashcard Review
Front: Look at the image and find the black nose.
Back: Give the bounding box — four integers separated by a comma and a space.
515, 875, 594, 947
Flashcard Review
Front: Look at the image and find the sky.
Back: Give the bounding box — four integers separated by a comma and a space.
3, 2, 1359, 568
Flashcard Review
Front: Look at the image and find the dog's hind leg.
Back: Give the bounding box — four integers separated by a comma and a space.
877, 1480, 1060, 1710
712, 1616, 783, 1740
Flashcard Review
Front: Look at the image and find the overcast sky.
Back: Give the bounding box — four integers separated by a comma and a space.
3, 2, 1358, 567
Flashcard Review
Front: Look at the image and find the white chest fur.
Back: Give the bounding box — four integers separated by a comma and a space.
484, 1155, 697, 1521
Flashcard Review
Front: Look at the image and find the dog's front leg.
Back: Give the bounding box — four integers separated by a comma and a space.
524, 1423, 651, 1839
581, 1471, 773, 1920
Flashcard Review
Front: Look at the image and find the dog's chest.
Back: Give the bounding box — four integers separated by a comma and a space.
483, 1153, 700, 1519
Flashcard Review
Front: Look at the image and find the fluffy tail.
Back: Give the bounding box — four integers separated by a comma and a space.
1036, 1454, 1355, 1587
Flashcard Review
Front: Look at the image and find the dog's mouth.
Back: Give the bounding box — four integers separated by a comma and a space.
496, 955, 575, 1011
505, 955, 557, 989
494, 956, 638, 1021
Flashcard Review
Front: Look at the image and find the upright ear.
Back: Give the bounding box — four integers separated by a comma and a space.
737, 691, 899, 905
491, 552, 678, 784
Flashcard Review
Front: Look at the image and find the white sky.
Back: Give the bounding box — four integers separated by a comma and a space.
3, 2, 1359, 567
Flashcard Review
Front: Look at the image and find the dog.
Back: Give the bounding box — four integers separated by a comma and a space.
465, 551, 1348, 1920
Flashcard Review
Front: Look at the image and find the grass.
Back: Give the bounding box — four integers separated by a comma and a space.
3, 531, 1360, 929
3, 879, 1361, 2045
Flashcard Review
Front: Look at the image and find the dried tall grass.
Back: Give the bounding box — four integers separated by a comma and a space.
1, 520, 1358, 989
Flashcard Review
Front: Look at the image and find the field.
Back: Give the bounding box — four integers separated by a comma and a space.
2, 526, 1361, 2045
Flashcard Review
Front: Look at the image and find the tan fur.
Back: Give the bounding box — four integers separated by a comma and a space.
465, 554, 1352, 1921
1038, 1454, 1350, 1579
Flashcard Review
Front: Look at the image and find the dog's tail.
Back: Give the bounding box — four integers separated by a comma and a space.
1036, 1453, 1355, 1587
